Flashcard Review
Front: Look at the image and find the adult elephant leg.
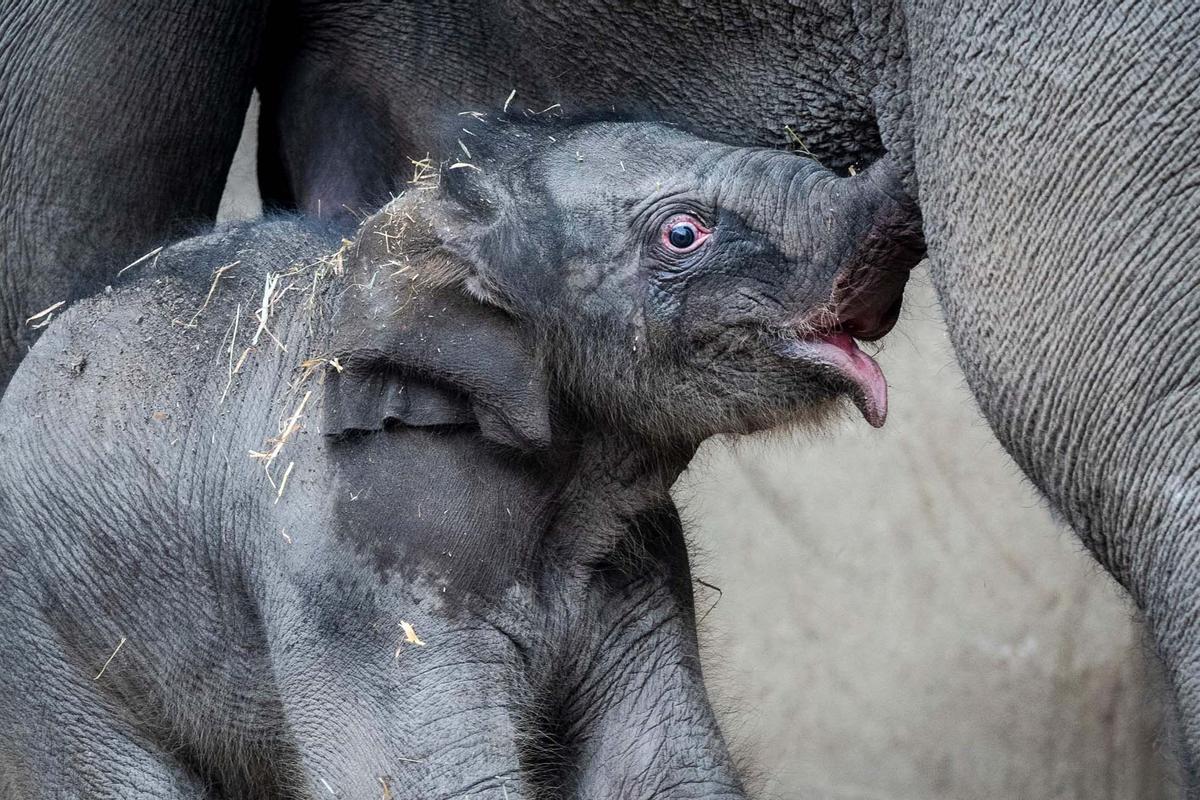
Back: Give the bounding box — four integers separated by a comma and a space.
895, 0, 1200, 785
0, 1, 270, 389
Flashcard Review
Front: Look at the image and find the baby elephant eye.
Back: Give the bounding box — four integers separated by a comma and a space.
661, 214, 711, 254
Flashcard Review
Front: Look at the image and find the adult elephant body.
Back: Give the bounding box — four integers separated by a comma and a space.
2, 0, 1198, 790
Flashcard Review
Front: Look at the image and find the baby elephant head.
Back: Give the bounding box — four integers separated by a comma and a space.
343, 118, 924, 448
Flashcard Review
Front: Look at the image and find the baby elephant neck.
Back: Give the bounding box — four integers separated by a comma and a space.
543, 430, 695, 576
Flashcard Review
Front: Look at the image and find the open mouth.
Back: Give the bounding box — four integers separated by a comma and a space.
786, 332, 889, 428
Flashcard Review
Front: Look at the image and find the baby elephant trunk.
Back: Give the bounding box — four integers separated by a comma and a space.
827, 157, 926, 340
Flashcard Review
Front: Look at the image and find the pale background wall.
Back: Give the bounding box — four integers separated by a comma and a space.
219, 97, 1177, 799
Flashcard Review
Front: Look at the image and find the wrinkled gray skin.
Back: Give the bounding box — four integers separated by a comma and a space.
2, 0, 1198, 791
0, 121, 921, 798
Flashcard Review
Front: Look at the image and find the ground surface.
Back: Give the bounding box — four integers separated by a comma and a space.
219, 98, 1177, 800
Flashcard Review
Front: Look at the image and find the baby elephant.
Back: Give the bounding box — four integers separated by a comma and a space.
0, 117, 922, 799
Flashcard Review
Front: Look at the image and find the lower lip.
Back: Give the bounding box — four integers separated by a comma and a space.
790, 332, 889, 428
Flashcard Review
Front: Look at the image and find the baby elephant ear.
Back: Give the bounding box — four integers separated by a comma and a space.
323, 256, 552, 453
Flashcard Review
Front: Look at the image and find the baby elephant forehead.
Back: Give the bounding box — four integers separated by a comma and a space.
673, 150, 833, 214
528, 124, 719, 185
480, 121, 826, 226
548, 151, 827, 237
701, 148, 832, 203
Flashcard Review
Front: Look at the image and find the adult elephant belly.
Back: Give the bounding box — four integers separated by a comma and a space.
257, 0, 883, 213
900, 0, 1200, 786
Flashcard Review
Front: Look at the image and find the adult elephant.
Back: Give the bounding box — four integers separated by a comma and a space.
2, 0, 1198, 792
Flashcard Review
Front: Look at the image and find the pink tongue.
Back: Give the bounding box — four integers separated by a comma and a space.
812, 333, 888, 428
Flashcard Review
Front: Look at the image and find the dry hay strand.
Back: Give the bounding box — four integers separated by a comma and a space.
374, 226, 405, 255
93, 636, 126, 680
252, 237, 353, 352
394, 620, 426, 657
175, 260, 239, 328
218, 303, 248, 406
117, 246, 163, 278
240, 197, 437, 500
251, 270, 287, 352
274, 461, 295, 505
249, 390, 312, 489
407, 155, 439, 190
783, 125, 822, 164
240, 237, 360, 498
295, 239, 353, 334
25, 300, 66, 329
215, 245, 347, 407
290, 354, 343, 393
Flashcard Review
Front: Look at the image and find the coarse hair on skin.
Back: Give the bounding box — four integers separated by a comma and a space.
496, 508, 765, 800
74, 631, 310, 798
529, 308, 841, 448
433, 102, 704, 215
673, 505, 769, 800
438, 102, 665, 163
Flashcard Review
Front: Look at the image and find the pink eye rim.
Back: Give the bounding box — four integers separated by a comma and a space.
660, 214, 712, 254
